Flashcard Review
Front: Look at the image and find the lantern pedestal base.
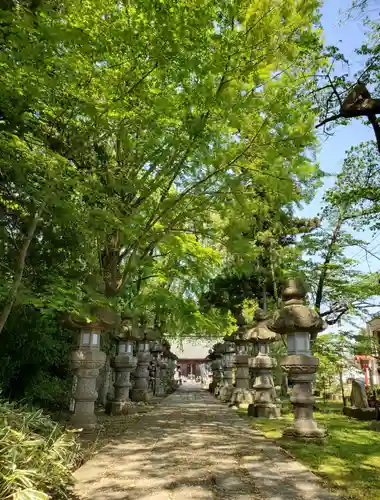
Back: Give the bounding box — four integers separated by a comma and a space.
282, 419, 326, 441
69, 412, 98, 433
108, 400, 136, 416
230, 388, 255, 409
155, 380, 166, 397
219, 385, 233, 403
214, 381, 224, 398
209, 379, 222, 394
131, 389, 152, 402
248, 403, 280, 418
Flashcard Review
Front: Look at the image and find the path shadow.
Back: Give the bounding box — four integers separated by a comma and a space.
73, 386, 342, 500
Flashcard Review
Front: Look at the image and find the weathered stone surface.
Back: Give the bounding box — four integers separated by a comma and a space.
269, 279, 326, 440
109, 350, 137, 415
219, 339, 235, 403
209, 343, 224, 395
70, 327, 106, 431
131, 348, 152, 402
230, 353, 255, 409
350, 379, 369, 408
67, 312, 120, 430
248, 309, 280, 419
230, 316, 255, 409
74, 384, 343, 500
269, 279, 326, 335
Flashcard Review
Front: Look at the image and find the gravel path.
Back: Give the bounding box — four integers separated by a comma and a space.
74, 384, 343, 500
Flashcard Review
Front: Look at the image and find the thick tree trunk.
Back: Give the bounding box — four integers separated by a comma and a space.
0, 210, 41, 334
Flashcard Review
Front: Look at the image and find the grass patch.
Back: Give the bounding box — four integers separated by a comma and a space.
241, 402, 380, 500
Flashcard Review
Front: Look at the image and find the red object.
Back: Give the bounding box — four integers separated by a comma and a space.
355, 355, 371, 387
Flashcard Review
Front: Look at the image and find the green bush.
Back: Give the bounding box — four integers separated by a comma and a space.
0, 400, 81, 499
0, 306, 74, 411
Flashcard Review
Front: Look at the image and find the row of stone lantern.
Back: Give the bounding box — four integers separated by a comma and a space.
208, 278, 327, 441
68, 313, 178, 431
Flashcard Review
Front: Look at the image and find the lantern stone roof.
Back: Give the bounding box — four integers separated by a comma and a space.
244, 309, 277, 342
269, 278, 326, 335
66, 307, 120, 330
212, 342, 225, 356
119, 319, 141, 341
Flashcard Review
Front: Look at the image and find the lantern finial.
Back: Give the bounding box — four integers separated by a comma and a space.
282, 278, 306, 305
253, 308, 267, 322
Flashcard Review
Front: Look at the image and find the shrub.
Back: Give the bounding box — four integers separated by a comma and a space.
0, 306, 74, 412
0, 400, 81, 499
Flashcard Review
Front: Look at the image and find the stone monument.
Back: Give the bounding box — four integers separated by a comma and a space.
350, 379, 369, 408
248, 309, 280, 418
269, 278, 327, 440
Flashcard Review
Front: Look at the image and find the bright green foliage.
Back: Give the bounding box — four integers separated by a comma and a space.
202, 213, 321, 317
0, 0, 326, 335
298, 200, 379, 331
350, 326, 379, 357
0, 400, 80, 499
312, 333, 347, 396
327, 141, 380, 230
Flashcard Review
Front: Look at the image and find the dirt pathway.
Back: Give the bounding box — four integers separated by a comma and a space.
74, 384, 343, 500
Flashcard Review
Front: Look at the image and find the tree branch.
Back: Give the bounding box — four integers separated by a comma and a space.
0, 207, 43, 334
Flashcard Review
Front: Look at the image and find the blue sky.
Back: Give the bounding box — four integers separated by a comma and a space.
300, 0, 378, 264
297, 0, 380, 328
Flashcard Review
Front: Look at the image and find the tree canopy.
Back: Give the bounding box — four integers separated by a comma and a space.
0, 0, 326, 336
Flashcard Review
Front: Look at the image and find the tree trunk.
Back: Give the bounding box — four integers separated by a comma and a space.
0, 210, 41, 334
339, 370, 346, 407
312, 214, 344, 345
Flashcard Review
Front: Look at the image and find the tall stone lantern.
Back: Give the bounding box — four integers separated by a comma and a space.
67, 309, 118, 430
109, 320, 138, 415
167, 352, 178, 393
247, 309, 280, 418
150, 340, 165, 396
131, 326, 155, 402
160, 339, 170, 394
269, 278, 327, 440
230, 314, 255, 409
210, 343, 224, 395
219, 336, 235, 403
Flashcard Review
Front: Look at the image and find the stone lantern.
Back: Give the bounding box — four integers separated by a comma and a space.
247, 309, 280, 418
210, 343, 224, 395
159, 339, 169, 394
167, 352, 178, 393
269, 278, 327, 440
131, 326, 156, 402
150, 340, 165, 396
109, 320, 138, 415
230, 314, 255, 409
67, 309, 118, 430
219, 336, 235, 403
